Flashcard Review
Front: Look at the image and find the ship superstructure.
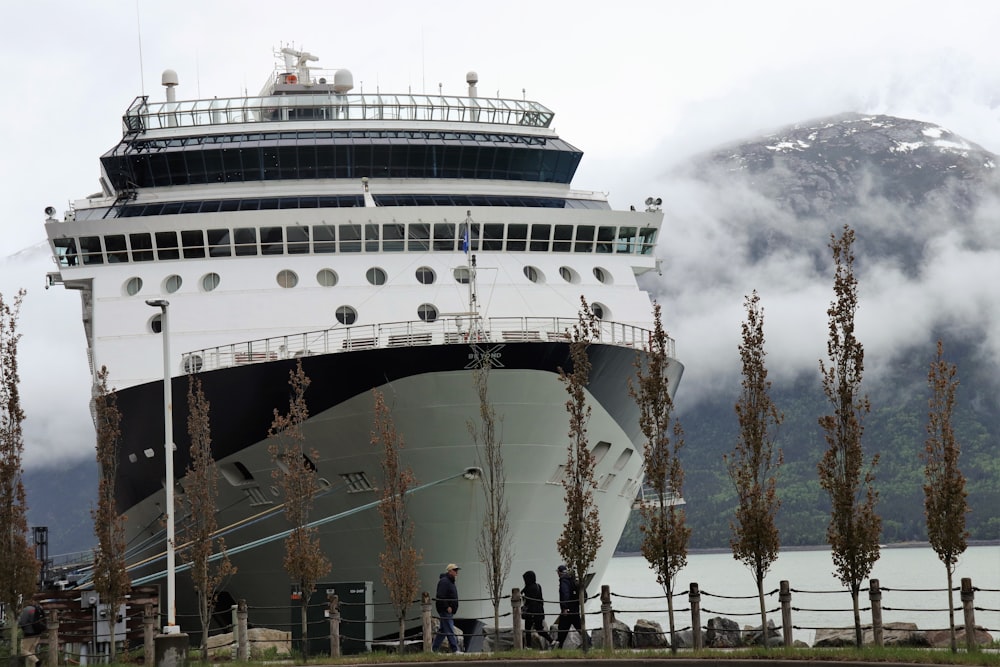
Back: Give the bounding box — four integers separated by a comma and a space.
44, 47, 682, 647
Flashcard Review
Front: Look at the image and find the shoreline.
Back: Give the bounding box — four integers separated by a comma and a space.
614, 539, 1000, 558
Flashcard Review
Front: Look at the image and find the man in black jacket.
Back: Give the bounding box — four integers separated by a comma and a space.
522, 570, 552, 647
555, 564, 585, 649
432, 563, 462, 652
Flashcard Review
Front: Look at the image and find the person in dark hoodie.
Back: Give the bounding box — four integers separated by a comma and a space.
432, 563, 462, 652
556, 564, 586, 649
521, 570, 552, 647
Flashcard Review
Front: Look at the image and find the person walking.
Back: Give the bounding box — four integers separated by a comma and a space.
18, 603, 46, 667
432, 563, 462, 653
521, 570, 552, 648
555, 564, 586, 649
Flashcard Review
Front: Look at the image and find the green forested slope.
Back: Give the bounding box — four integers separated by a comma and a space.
615, 344, 1000, 552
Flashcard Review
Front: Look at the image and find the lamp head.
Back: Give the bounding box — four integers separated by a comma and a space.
145, 299, 170, 309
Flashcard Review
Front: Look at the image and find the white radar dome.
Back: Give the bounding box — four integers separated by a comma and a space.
466, 71, 478, 85
161, 69, 179, 86
333, 69, 354, 94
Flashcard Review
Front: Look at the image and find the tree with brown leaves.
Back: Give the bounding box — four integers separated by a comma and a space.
92, 366, 131, 662
556, 297, 602, 651
726, 291, 783, 646
0, 289, 39, 653
628, 301, 689, 653
468, 355, 512, 648
817, 225, 881, 649
923, 340, 969, 653
180, 376, 235, 660
371, 389, 422, 652
268, 360, 330, 658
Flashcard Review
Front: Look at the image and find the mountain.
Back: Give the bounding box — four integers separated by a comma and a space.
618, 113, 1000, 551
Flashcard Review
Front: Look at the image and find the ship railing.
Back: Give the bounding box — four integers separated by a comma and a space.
183, 316, 674, 374
123, 92, 554, 133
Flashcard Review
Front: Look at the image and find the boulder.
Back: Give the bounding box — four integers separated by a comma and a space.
590, 618, 631, 649
705, 616, 741, 648
814, 623, 928, 648
742, 618, 780, 646
671, 629, 694, 649
206, 627, 291, 658
925, 625, 994, 648
633, 618, 668, 649
483, 626, 514, 652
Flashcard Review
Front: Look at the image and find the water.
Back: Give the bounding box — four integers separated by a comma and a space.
589, 545, 1000, 646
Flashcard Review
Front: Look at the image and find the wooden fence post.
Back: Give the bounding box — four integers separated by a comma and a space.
779, 580, 792, 648
328, 595, 341, 658
869, 579, 883, 647
143, 603, 156, 663
421, 592, 432, 653
236, 599, 249, 661
512, 587, 523, 650
46, 609, 59, 667
961, 578, 978, 653
689, 582, 702, 650
601, 585, 613, 650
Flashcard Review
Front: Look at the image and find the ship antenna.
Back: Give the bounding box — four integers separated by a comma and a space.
135, 0, 145, 95
464, 211, 481, 337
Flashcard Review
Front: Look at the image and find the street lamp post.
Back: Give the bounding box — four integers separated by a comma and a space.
146, 299, 179, 634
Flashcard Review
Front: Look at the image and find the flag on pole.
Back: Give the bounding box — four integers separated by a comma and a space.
462, 222, 470, 254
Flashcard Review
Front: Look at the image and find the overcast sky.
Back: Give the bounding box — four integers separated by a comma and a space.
3, 0, 1000, 469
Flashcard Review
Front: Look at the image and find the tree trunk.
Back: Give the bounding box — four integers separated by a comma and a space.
667, 588, 677, 655
300, 598, 309, 658
851, 588, 863, 649
946, 567, 956, 653
757, 570, 768, 648
579, 588, 588, 652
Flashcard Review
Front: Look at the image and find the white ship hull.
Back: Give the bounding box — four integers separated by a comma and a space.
119, 339, 680, 641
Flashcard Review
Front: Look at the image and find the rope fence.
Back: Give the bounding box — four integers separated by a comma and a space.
12, 574, 996, 661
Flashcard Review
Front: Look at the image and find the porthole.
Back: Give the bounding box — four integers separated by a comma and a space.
150, 314, 163, 334
417, 303, 439, 322
317, 268, 338, 287
366, 267, 387, 285
523, 266, 544, 283
336, 305, 358, 325
125, 276, 143, 296
277, 270, 298, 288
559, 266, 579, 283
591, 302, 609, 320
593, 267, 611, 284
416, 266, 436, 285
201, 272, 220, 292
453, 267, 471, 284
164, 274, 182, 293
183, 354, 204, 373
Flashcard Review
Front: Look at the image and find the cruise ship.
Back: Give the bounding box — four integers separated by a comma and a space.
43, 48, 683, 647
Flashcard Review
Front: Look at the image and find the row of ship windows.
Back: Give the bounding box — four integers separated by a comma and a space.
137, 265, 613, 332
54, 222, 657, 267
131, 129, 560, 149
88, 195, 610, 220
102, 142, 581, 189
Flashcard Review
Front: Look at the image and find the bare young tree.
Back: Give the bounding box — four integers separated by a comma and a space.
817, 225, 881, 649
179, 375, 235, 660
725, 291, 783, 646
268, 360, 330, 657
923, 340, 969, 653
370, 389, 422, 652
92, 366, 130, 662
556, 297, 603, 650
468, 355, 511, 648
0, 290, 39, 651
628, 301, 689, 653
